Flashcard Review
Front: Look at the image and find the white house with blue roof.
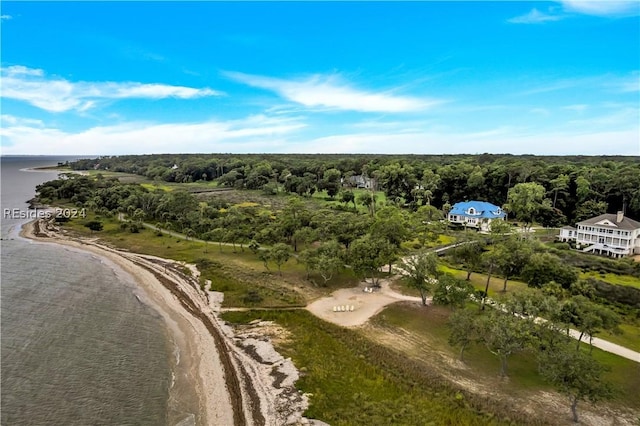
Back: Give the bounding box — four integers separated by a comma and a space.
447, 201, 506, 232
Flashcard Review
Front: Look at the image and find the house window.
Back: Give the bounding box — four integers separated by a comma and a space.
468, 208, 475, 215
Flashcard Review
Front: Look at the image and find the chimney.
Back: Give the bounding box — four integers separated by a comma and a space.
616, 211, 624, 223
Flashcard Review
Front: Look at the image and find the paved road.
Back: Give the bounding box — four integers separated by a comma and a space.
567, 329, 640, 362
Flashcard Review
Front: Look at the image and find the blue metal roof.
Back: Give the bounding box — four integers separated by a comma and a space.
449, 201, 506, 219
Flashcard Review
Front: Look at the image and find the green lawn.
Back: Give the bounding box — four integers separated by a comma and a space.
438, 264, 530, 295
599, 323, 640, 352
140, 182, 175, 192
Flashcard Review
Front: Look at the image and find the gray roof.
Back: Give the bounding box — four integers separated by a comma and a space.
577, 213, 640, 231
561, 225, 576, 230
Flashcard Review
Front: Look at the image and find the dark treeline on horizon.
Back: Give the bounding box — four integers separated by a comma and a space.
69, 153, 640, 223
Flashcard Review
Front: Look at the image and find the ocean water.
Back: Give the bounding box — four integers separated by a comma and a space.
1, 157, 173, 425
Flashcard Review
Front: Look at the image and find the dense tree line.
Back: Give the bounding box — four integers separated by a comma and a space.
36, 172, 638, 309
69, 154, 640, 223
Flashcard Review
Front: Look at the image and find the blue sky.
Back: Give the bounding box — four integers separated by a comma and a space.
1, 1, 638, 155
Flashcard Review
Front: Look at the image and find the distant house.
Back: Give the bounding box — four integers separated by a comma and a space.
558, 212, 640, 258
171, 164, 179, 170
345, 175, 377, 190
447, 201, 506, 232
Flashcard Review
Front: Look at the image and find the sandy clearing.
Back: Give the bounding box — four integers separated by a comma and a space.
306, 279, 423, 327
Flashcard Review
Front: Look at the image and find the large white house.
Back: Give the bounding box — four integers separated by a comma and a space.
558, 211, 640, 258
447, 201, 506, 232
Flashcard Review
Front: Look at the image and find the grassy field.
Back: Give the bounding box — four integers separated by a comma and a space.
580, 271, 640, 290
414, 265, 640, 353
438, 264, 530, 295
222, 309, 524, 426
85, 169, 151, 184
311, 188, 388, 213
373, 303, 640, 411
599, 323, 640, 352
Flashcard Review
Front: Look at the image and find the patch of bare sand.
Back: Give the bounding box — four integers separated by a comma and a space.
306, 279, 422, 327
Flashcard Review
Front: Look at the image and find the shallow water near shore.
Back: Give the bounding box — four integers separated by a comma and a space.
0, 157, 181, 425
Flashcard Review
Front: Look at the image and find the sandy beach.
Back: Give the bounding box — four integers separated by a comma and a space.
20, 219, 314, 426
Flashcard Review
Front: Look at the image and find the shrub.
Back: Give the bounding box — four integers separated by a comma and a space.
84, 220, 103, 232
243, 290, 264, 304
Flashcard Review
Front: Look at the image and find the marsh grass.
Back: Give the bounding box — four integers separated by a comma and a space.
580, 271, 640, 290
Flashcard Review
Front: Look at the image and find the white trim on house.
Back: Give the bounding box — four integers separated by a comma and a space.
557, 212, 640, 258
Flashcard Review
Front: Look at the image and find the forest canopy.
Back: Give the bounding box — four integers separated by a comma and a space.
69, 154, 640, 224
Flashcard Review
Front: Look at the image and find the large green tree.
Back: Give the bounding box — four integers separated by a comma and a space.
504, 182, 548, 232
349, 234, 395, 286
478, 309, 532, 377
549, 173, 570, 209
401, 251, 439, 306
448, 308, 478, 362
493, 236, 533, 292
452, 240, 485, 281
538, 343, 613, 423
376, 162, 417, 203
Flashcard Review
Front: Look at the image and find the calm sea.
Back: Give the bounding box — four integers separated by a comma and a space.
1, 157, 173, 425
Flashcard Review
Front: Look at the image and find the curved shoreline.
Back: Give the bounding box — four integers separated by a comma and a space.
20, 219, 312, 426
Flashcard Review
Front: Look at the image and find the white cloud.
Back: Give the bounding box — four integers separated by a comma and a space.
563, 104, 589, 112
561, 1, 640, 17
224, 71, 441, 113
508, 8, 564, 24
0, 114, 44, 127
0, 65, 223, 113
566, 106, 639, 127
518, 73, 639, 96
1, 15, 12, 20
296, 128, 639, 156
606, 71, 640, 93
530, 108, 550, 116
0, 115, 305, 155
509, 2, 639, 24
3, 65, 44, 76
2, 113, 637, 155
